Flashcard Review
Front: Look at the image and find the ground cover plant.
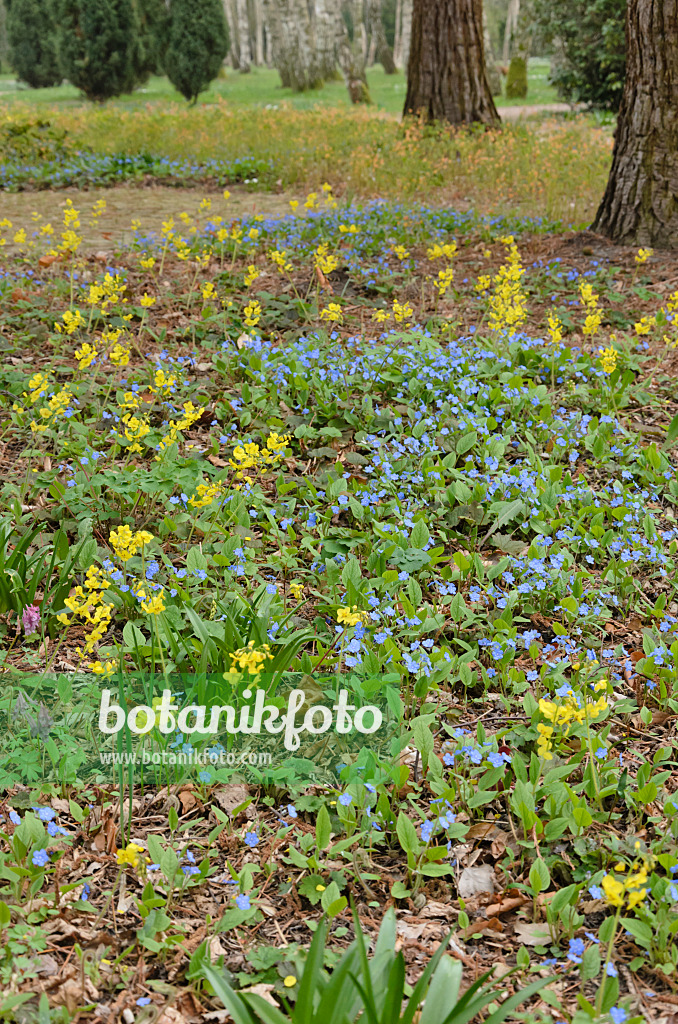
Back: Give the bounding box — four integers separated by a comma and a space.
1, 171, 678, 1024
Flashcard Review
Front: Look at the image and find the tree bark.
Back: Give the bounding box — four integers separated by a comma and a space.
399, 0, 412, 71
314, 0, 340, 80
262, 0, 323, 90
236, 0, 252, 72
253, 0, 265, 65
483, 2, 502, 95
403, 0, 499, 125
368, 0, 397, 73
337, 7, 371, 103
593, 0, 678, 247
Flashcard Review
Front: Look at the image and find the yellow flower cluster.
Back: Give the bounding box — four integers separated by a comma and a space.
188, 481, 226, 509
634, 315, 655, 336
268, 249, 293, 274
229, 433, 290, 483
547, 313, 563, 346
109, 526, 154, 563
25, 373, 50, 404
30, 385, 74, 434
475, 275, 491, 294
427, 242, 457, 261
157, 401, 205, 454
314, 244, 339, 276
392, 245, 409, 260
598, 345, 618, 375
435, 267, 454, 298
57, 200, 82, 254
337, 606, 368, 627
140, 590, 166, 616
488, 238, 527, 333
243, 300, 262, 327
230, 641, 272, 675
635, 247, 653, 265
601, 856, 653, 909
55, 309, 85, 335
122, 414, 151, 453
537, 683, 608, 760
320, 303, 343, 323
58, 564, 113, 657
75, 342, 97, 369
244, 265, 259, 288
392, 299, 413, 323
580, 281, 602, 338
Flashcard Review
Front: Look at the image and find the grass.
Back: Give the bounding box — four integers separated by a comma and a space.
0, 58, 560, 114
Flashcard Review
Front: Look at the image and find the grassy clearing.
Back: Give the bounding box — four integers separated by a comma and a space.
0, 59, 560, 114
0, 183, 677, 1022
1, 102, 612, 226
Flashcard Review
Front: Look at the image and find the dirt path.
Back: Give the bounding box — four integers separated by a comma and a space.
499, 102, 578, 121
1, 184, 298, 250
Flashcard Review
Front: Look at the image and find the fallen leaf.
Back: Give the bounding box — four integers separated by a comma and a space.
513, 920, 552, 946
457, 864, 496, 898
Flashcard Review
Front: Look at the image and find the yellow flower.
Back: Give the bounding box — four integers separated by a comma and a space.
202, 281, 217, 301
55, 309, 85, 335
75, 343, 98, 369
140, 255, 155, 270
635, 247, 653, 265
244, 265, 259, 287
320, 303, 343, 323
13, 229, 26, 245
392, 299, 413, 323
337, 606, 366, 627
140, 293, 156, 309
547, 313, 563, 346
314, 243, 339, 276
117, 842, 145, 870
393, 245, 409, 260
427, 242, 457, 261
223, 189, 231, 200
598, 345, 618, 374
436, 267, 454, 297
601, 873, 625, 907
243, 300, 262, 328
634, 315, 655, 336
109, 340, 131, 367
283, 976, 297, 988
141, 591, 166, 616
475, 275, 491, 293
289, 200, 299, 213
290, 582, 303, 600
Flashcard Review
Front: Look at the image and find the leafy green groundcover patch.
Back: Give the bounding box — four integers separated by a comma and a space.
0, 190, 676, 1021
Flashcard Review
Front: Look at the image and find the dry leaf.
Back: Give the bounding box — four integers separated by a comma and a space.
457, 864, 496, 898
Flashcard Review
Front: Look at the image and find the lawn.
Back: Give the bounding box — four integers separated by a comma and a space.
0, 59, 560, 114
0, 79, 675, 1024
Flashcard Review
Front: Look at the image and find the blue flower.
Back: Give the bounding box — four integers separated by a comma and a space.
244, 831, 259, 847
606, 963, 618, 977
32, 849, 50, 868
588, 885, 604, 899
610, 1007, 628, 1024
235, 893, 251, 910
9, 810, 21, 825
137, 997, 152, 1007
567, 937, 585, 964
338, 793, 353, 806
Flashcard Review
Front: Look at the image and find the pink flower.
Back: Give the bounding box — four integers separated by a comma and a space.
22, 604, 41, 634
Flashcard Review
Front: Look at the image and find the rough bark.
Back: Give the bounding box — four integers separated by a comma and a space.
592, 0, 678, 247
262, 0, 323, 90
403, 0, 499, 125
398, 0, 412, 70
337, 5, 371, 103
505, 0, 532, 99
223, 0, 239, 68
236, 0, 251, 71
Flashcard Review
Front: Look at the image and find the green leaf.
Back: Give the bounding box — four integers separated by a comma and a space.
396, 811, 419, 855
315, 804, 331, 851
665, 413, 678, 446
528, 858, 550, 894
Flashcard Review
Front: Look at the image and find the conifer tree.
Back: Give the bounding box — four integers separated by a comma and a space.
56, 0, 141, 102
6, 0, 61, 88
133, 0, 168, 82
164, 0, 229, 104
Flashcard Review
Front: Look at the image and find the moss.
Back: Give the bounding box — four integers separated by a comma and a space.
506, 57, 528, 99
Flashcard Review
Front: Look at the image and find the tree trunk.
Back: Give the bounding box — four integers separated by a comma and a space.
314, 0, 340, 80
399, 0, 412, 71
262, 0, 323, 91
592, 0, 678, 247
337, 5, 371, 103
483, 3, 501, 95
393, 0, 402, 66
253, 0, 265, 64
502, 0, 518, 63
369, 0, 397, 73
505, 0, 532, 99
236, 0, 252, 72
403, 0, 499, 125
223, 0, 240, 68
